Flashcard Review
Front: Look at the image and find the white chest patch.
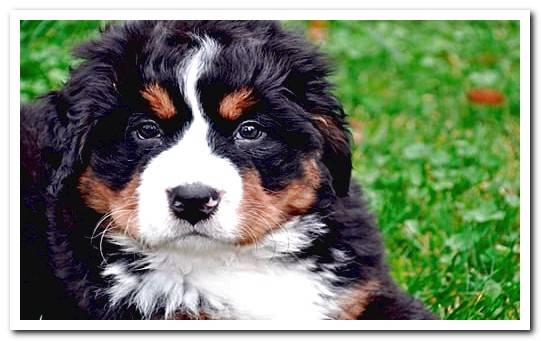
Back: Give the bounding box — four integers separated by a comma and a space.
102, 216, 339, 319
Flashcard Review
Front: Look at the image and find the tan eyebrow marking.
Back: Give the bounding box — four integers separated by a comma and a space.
218, 87, 257, 120
141, 83, 177, 120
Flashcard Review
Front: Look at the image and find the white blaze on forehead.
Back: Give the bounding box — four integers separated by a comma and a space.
136, 37, 243, 245
182, 37, 219, 117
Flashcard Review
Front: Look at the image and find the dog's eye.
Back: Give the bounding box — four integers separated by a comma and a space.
235, 122, 265, 141
135, 122, 162, 140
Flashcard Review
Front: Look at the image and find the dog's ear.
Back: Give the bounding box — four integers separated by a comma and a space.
312, 113, 352, 197
41, 92, 92, 198
47, 131, 85, 198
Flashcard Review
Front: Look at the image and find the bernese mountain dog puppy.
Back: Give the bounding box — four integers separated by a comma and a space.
20, 20, 436, 320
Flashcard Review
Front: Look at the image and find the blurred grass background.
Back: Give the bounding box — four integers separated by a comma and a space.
20, 20, 520, 320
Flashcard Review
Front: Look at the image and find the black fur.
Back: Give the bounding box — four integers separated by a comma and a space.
21, 20, 436, 320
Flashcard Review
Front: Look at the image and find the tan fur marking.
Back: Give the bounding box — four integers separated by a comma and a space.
141, 83, 177, 119
78, 168, 140, 238
337, 280, 379, 319
219, 88, 257, 120
237, 159, 320, 245
313, 114, 348, 152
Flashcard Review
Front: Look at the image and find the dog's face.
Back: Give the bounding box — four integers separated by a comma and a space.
63, 21, 351, 248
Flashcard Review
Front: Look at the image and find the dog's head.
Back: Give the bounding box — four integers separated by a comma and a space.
50, 21, 351, 247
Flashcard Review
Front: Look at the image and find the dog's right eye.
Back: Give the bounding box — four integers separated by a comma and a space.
135, 122, 162, 140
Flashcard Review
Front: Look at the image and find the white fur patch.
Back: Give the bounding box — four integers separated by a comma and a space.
102, 215, 339, 319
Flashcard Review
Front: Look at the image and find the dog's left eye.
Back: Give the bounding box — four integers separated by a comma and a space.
135, 122, 162, 140
234, 122, 265, 141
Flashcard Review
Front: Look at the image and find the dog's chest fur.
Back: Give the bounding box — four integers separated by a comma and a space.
102, 217, 339, 319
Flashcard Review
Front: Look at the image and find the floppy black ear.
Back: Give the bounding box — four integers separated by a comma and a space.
312, 113, 352, 197
47, 133, 84, 198
45, 24, 132, 198
36, 92, 91, 199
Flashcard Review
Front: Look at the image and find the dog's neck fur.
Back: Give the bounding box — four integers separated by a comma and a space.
100, 215, 343, 319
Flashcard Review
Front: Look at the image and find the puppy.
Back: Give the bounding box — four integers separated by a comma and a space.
20, 20, 436, 320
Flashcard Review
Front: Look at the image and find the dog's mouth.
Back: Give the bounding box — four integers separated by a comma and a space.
180, 231, 211, 239
169, 229, 226, 245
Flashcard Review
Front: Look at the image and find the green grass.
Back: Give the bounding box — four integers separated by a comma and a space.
20, 20, 520, 320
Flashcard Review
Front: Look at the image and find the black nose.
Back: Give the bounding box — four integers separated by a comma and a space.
167, 183, 221, 225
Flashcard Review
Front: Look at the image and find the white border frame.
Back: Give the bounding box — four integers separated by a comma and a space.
9, 9, 531, 331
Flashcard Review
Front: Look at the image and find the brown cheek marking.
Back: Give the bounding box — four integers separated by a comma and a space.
236, 159, 321, 245
141, 83, 177, 120
78, 168, 140, 238
218, 87, 257, 120
336, 280, 379, 319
